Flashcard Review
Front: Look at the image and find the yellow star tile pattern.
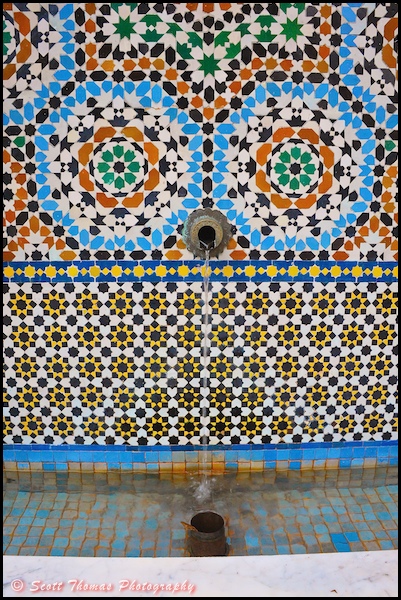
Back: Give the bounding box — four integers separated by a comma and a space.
3, 280, 398, 445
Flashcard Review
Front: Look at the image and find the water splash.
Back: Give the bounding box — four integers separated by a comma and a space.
189, 475, 219, 509
193, 477, 212, 505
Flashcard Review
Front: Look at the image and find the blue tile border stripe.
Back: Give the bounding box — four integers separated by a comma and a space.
3, 441, 398, 472
3, 261, 398, 283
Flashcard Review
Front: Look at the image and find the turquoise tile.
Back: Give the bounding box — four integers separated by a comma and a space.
54, 463, 68, 470
120, 463, 133, 471
60, 518, 74, 527
211, 451, 225, 461
66, 454, 80, 462
132, 452, 145, 462
108, 462, 121, 470
291, 544, 307, 553
39, 535, 54, 546
13, 525, 29, 535
155, 547, 170, 556
88, 519, 103, 530
303, 534, 319, 546
281, 507, 297, 517
171, 451, 186, 462
49, 548, 65, 556
53, 537, 69, 548
375, 530, 390, 540
146, 463, 159, 471
274, 534, 289, 545
363, 512, 377, 522
264, 461, 276, 469
276, 450, 290, 460
344, 531, 359, 542
3, 451, 15, 461
79, 452, 94, 462
321, 505, 335, 513
296, 515, 310, 524
225, 450, 238, 461
5, 546, 21, 555
377, 447, 390, 457
351, 458, 364, 467
81, 539, 97, 549
327, 448, 341, 459
3, 526, 16, 535
31, 518, 47, 527
225, 462, 238, 470
64, 548, 79, 556
156, 450, 172, 462
377, 511, 391, 520
378, 540, 395, 550
313, 448, 328, 460
300, 523, 314, 533
92, 453, 106, 461
359, 530, 374, 541
245, 532, 260, 547
95, 548, 110, 556
53, 452, 67, 461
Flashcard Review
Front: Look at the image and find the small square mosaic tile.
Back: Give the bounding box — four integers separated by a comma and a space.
3, 466, 398, 558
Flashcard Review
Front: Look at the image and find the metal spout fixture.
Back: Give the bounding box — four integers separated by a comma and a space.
182, 208, 232, 258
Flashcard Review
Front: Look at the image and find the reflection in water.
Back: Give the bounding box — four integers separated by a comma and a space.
4, 466, 398, 557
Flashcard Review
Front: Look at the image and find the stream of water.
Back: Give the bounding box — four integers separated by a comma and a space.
195, 249, 212, 505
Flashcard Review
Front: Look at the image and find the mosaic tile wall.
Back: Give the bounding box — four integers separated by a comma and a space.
3, 3, 398, 448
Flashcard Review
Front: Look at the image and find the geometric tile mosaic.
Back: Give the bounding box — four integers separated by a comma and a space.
2, 3, 398, 453
3, 281, 398, 446
3, 3, 398, 262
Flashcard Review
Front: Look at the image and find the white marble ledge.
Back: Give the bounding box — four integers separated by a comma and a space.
3, 551, 398, 598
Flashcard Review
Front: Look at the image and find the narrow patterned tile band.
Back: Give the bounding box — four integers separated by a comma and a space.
3, 261, 398, 283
